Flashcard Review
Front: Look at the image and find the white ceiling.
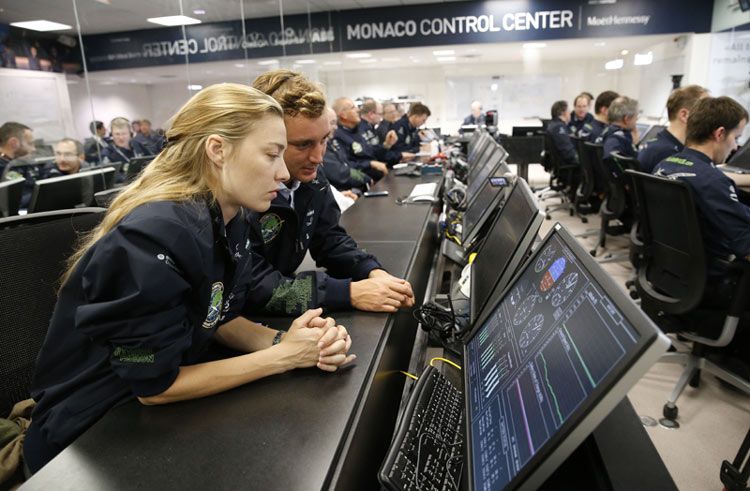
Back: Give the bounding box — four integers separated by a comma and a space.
69, 34, 679, 87
1, 0, 472, 35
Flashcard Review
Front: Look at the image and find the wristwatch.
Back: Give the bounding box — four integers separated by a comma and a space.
272, 330, 284, 346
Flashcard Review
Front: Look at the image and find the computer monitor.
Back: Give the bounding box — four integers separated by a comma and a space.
635, 123, 651, 143
637, 124, 665, 148
465, 146, 506, 209
463, 224, 669, 490
461, 171, 509, 249
499, 136, 544, 167
0, 178, 24, 217
470, 178, 544, 323
512, 126, 543, 137
468, 133, 492, 167
727, 139, 750, 167
80, 168, 116, 206
467, 131, 483, 157
28, 173, 87, 213
124, 156, 154, 182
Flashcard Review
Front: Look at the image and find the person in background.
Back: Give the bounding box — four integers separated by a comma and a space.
102, 117, 152, 181
321, 107, 371, 196
24, 83, 355, 473
578, 90, 619, 141
242, 69, 415, 316
83, 120, 108, 164
333, 97, 388, 179
376, 102, 400, 143
568, 93, 594, 136
462, 100, 486, 126
134, 119, 165, 155
358, 98, 408, 165
0, 121, 38, 208
131, 119, 141, 136
639, 85, 708, 173
547, 101, 578, 167
45, 138, 86, 177
391, 103, 431, 154
596, 96, 640, 177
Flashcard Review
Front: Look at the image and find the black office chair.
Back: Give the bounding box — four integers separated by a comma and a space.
590, 151, 638, 262
627, 170, 750, 427
0, 208, 105, 417
94, 187, 123, 207
541, 133, 580, 220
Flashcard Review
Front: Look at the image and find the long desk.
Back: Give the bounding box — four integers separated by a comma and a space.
22, 172, 676, 490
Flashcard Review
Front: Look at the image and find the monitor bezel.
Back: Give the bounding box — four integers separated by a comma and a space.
462, 223, 667, 491
469, 178, 544, 325
465, 149, 504, 209
461, 171, 508, 248
468, 133, 492, 167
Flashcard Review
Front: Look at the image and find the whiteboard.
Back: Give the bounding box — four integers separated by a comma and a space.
445, 74, 562, 121
0, 68, 76, 143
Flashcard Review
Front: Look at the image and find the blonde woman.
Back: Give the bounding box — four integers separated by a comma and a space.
24, 84, 355, 473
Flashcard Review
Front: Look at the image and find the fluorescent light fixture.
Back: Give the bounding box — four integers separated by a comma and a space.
323, 60, 342, 66
490, 83, 498, 91
411, 58, 422, 63
605, 58, 624, 70
187, 84, 203, 90
523, 42, 547, 49
359, 58, 377, 63
10, 20, 71, 32
345, 52, 371, 59
634, 51, 653, 65
294, 59, 316, 64
436, 56, 456, 62
147, 15, 201, 26
192, 8, 206, 15
257, 59, 278, 66
432, 49, 454, 56
234, 63, 245, 68
620, 49, 629, 55
594, 41, 606, 47
382, 57, 401, 62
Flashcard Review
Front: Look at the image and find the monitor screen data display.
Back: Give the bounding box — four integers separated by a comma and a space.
466, 232, 640, 490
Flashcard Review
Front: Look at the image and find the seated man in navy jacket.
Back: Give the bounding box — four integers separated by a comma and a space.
568, 93, 594, 136
547, 100, 579, 167
391, 102, 431, 154
242, 69, 415, 316
44, 138, 86, 177
596, 96, 639, 178
639, 85, 707, 173
462, 100, 486, 126
332, 97, 388, 180
577, 90, 618, 141
358, 98, 412, 165
321, 107, 371, 195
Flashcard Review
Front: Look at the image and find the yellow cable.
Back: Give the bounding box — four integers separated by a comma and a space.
400, 370, 419, 380
430, 357, 462, 370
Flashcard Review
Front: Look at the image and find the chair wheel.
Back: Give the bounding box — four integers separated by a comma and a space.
629, 290, 639, 300
581, 217, 588, 224
663, 402, 678, 420
689, 370, 701, 388
546, 215, 551, 220
569, 209, 574, 216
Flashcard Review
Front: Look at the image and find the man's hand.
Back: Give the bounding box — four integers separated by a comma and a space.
350, 270, 416, 312
370, 160, 388, 175
384, 130, 398, 149
341, 190, 359, 201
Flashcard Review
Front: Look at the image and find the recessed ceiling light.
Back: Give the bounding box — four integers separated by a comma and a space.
192, 8, 206, 15
346, 53, 371, 59
382, 57, 401, 62
620, 49, 629, 55
294, 59, 316, 64
605, 59, 624, 70
234, 63, 245, 68
411, 58, 422, 63
257, 59, 278, 66
188, 84, 203, 90
10, 20, 72, 32
323, 61, 342, 65
433, 49, 454, 56
359, 58, 377, 63
523, 42, 546, 49
147, 15, 201, 27
436, 56, 456, 62
594, 42, 606, 47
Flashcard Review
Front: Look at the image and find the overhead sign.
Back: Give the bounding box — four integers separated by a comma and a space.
82, 0, 713, 71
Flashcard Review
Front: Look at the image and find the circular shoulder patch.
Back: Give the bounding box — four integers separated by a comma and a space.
352, 141, 364, 154
203, 282, 224, 329
259, 213, 284, 244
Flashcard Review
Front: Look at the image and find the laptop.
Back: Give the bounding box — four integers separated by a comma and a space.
722, 139, 750, 174
637, 124, 665, 148
380, 223, 670, 491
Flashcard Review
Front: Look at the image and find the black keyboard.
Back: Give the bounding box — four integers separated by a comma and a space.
379, 365, 464, 491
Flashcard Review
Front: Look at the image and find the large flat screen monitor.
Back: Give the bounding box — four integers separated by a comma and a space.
470, 178, 544, 323
463, 224, 669, 490
28, 173, 87, 213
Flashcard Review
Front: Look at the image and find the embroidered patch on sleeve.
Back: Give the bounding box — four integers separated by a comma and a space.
113, 346, 155, 364
265, 276, 313, 314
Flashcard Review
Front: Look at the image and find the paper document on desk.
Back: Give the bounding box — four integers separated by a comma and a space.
408, 182, 437, 199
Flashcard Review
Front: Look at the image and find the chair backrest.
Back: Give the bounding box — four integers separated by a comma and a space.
575, 139, 595, 199
543, 133, 568, 174
626, 170, 706, 314
0, 208, 105, 416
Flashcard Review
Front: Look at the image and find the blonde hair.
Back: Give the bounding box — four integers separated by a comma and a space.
110, 117, 131, 131
252, 69, 326, 119
62, 83, 282, 284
